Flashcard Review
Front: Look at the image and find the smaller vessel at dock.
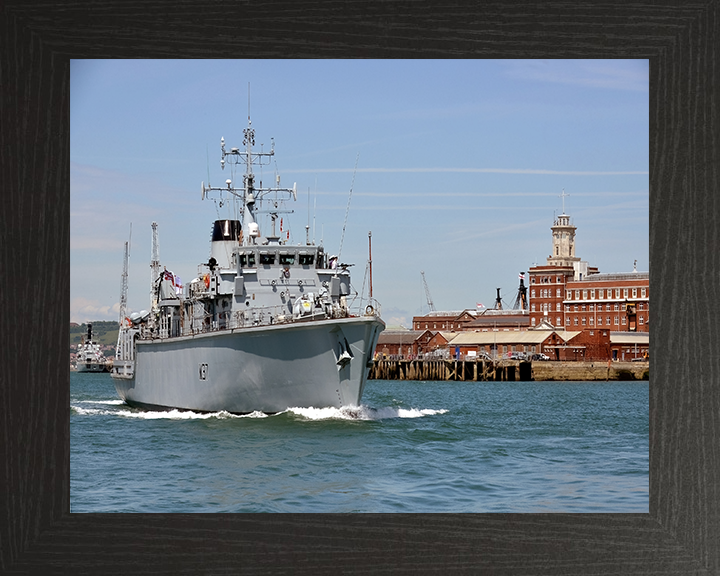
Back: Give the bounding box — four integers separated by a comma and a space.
75, 323, 108, 372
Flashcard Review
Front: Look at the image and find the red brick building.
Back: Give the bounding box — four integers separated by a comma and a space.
412, 310, 475, 332
412, 309, 530, 333
528, 208, 648, 333
564, 272, 649, 332
375, 329, 450, 359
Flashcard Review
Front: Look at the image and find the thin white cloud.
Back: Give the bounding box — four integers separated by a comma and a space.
289, 167, 648, 175
343, 190, 649, 198
71, 298, 120, 325
503, 59, 649, 92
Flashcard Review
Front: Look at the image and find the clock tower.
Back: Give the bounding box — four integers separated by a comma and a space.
547, 189, 580, 267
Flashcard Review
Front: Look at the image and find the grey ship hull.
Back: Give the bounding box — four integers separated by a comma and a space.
113, 315, 383, 414
76, 362, 107, 373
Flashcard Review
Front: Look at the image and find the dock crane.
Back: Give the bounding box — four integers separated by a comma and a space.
421, 271, 436, 312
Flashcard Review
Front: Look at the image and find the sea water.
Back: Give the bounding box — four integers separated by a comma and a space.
70, 372, 648, 512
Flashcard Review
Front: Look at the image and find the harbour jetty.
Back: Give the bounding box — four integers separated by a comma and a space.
368, 358, 648, 382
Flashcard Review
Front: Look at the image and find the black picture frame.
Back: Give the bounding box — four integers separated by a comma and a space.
1, 2, 716, 573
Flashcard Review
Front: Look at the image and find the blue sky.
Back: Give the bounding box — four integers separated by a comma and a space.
71, 59, 648, 328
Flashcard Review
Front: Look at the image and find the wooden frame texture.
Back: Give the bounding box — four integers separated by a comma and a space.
1, 2, 717, 574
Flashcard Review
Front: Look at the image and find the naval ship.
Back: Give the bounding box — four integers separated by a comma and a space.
111, 118, 384, 413
76, 323, 108, 372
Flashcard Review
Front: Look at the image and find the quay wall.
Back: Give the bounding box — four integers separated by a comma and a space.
530, 361, 649, 382
368, 359, 648, 382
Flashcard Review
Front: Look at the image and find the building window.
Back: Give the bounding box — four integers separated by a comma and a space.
566, 318, 570, 325
589, 317, 594, 326
433, 323, 436, 329
597, 317, 602, 326
556, 288, 561, 297
574, 317, 579, 325
556, 303, 561, 311
590, 289, 595, 299
531, 304, 536, 312
639, 303, 644, 311
639, 316, 644, 325
575, 290, 580, 300
557, 276, 561, 282
531, 318, 536, 326
632, 288, 637, 298
582, 317, 586, 325
623, 288, 628, 298
583, 290, 588, 300
641, 288, 646, 298
556, 317, 560, 325
614, 317, 619, 325
607, 316, 611, 325
566, 290, 571, 299
615, 289, 620, 298
531, 289, 535, 298
622, 316, 626, 325
614, 304, 619, 311
598, 289, 603, 299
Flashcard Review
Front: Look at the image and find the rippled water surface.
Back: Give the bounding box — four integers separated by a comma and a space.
71, 373, 648, 512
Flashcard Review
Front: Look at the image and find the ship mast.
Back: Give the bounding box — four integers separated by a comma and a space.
118, 239, 129, 325
203, 117, 296, 246
368, 231, 373, 299
150, 221, 160, 328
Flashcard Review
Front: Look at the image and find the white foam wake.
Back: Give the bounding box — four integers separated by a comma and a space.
71, 402, 447, 422
286, 405, 448, 421
71, 403, 268, 420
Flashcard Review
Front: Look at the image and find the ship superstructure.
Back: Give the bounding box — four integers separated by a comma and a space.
111, 117, 384, 413
76, 323, 108, 372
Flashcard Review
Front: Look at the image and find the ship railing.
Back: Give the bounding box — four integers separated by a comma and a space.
177, 298, 378, 337
181, 305, 300, 336
353, 297, 382, 319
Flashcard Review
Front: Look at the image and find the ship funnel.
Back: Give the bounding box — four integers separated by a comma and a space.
211, 219, 242, 269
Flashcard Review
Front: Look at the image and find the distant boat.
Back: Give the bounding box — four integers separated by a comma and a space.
76, 323, 108, 372
111, 116, 384, 413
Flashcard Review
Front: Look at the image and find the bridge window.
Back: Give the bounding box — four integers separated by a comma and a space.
298, 254, 314, 266
279, 254, 295, 265
259, 253, 276, 265
239, 253, 256, 267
